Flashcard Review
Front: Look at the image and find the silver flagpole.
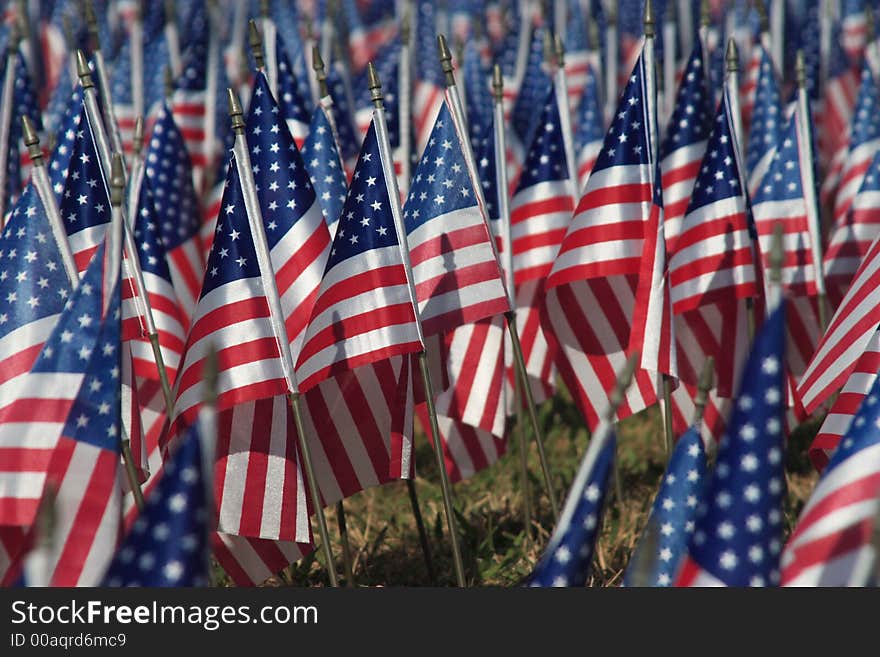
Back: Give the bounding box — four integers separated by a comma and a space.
492, 65, 533, 540
437, 34, 560, 522
605, 3, 619, 125
553, 36, 579, 202
85, 1, 126, 162
795, 51, 829, 332
0, 28, 20, 226
398, 6, 413, 195
368, 63, 467, 586
75, 53, 176, 421
164, 0, 183, 79
131, 2, 145, 133
230, 34, 340, 587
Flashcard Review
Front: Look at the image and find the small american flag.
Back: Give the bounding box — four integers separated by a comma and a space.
782, 372, 880, 586
108, 39, 138, 157
171, 31, 210, 185
413, 2, 445, 156
144, 103, 205, 323
527, 419, 616, 587
3, 48, 41, 210
511, 25, 552, 156
660, 39, 711, 252
103, 417, 210, 587
841, 0, 868, 65
0, 184, 76, 524
624, 426, 708, 587
326, 60, 360, 163
212, 531, 311, 587
302, 104, 348, 234
47, 87, 84, 200
402, 101, 509, 336
562, 0, 591, 114
676, 306, 786, 587
275, 32, 312, 151
295, 118, 422, 391
573, 61, 604, 192
744, 45, 783, 196
24, 236, 123, 586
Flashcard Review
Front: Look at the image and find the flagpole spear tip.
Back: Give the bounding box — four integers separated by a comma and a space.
227, 88, 246, 133
868, 5, 876, 43
164, 65, 174, 99
437, 34, 456, 87
699, 0, 710, 28
492, 63, 504, 102
202, 343, 219, 406
260, 0, 270, 19
367, 61, 384, 107
726, 38, 739, 73
643, 0, 655, 38
769, 222, 785, 285
796, 50, 807, 89
84, 0, 98, 37
312, 45, 329, 98
7, 20, 20, 53
110, 153, 125, 207
608, 351, 640, 418
248, 19, 264, 70
400, 6, 411, 43
692, 356, 715, 427
133, 116, 144, 157
62, 14, 75, 51
542, 29, 555, 66
554, 34, 566, 66
75, 50, 95, 88
21, 116, 43, 167
755, 0, 769, 33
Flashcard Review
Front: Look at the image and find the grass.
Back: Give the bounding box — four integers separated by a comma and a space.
213, 388, 821, 587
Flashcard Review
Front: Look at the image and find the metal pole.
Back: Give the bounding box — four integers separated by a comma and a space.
398, 7, 413, 195
368, 63, 467, 586
605, 4, 619, 125
335, 500, 355, 586
514, 371, 534, 538
227, 87, 340, 587
85, 1, 126, 160
552, 36, 579, 202
439, 37, 559, 521
164, 0, 183, 79
131, 3, 145, 130
405, 479, 437, 584
0, 29, 20, 225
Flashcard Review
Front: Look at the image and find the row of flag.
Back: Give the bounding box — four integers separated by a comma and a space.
0, 0, 878, 588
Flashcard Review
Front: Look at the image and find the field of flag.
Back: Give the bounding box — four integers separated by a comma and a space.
1, 0, 880, 589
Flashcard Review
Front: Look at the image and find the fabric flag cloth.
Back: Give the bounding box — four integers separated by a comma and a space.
2, 47, 42, 211
573, 62, 604, 192
818, 22, 858, 180
676, 306, 786, 587
295, 118, 423, 392
103, 417, 210, 587
624, 426, 708, 587
745, 45, 783, 196
143, 102, 205, 323
47, 87, 85, 200
782, 372, 880, 586
14, 235, 123, 586
660, 39, 712, 263
412, 3, 445, 157
750, 112, 822, 378
211, 531, 312, 587
274, 32, 313, 151
167, 159, 311, 545
667, 85, 757, 400
402, 101, 509, 336
301, 103, 348, 235
171, 25, 210, 192
527, 420, 616, 587
542, 51, 659, 429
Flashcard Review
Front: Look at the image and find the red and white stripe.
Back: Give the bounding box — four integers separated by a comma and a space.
577, 139, 602, 192
798, 232, 880, 414
782, 442, 880, 586
413, 81, 444, 157
212, 532, 312, 586
662, 141, 707, 251
675, 555, 727, 586
843, 13, 868, 65
819, 70, 859, 201
739, 43, 764, 141
510, 180, 574, 285
171, 88, 208, 178
564, 50, 591, 114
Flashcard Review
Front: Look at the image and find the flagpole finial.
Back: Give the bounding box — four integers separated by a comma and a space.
133, 116, 144, 157
21, 116, 43, 167
700, 0, 710, 28
492, 63, 504, 102
227, 87, 246, 133
868, 5, 876, 43
7, 20, 20, 54
312, 45, 329, 98
542, 29, 555, 67
367, 62, 384, 107
796, 50, 807, 89
110, 153, 125, 207
401, 5, 411, 44
62, 14, 75, 51
76, 50, 95, 88
692, 356, 715, 426
164, 65, 174, 99
755, 0, 769, 33
588, 13, 599, 49
85, 0, 99, 43
260, 0, 270, 19
643, 0, 655, 38
726, 38, 739, 73
248, 19, 265, 70
769, 222, 785, 285
554, 34, 566, 66
202, 342, 219, 406
607, 352, 640, 419
165, 0, 177, 26
437, 34, 456, 87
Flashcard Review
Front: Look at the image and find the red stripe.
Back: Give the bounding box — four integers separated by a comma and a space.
408, 223, 493, 267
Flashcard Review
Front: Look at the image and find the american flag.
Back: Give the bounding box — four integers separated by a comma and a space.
573, 61, 604, 191
103, 417, 209, 587
402, 101, 509, 336
143, 102, 205, 323
275, 32, 312, 151
542, 53, 657, 429
744, 45, 783, 196
211, 531, 311, 586
47, 87, 84, 200
527, 419, 615, 587
301, 103, 348, 234
798, 232, 880, 415
782, 372, 880, 586
750, 113, 822, 377
168, 160, 310, 544
412, 3, 445, 157
0, 184, 75, 524
830, 61, 880, 243
171, 28, 210, 188
108, 39, 139, 157
58, 110, 111, 275
19, 236, 123, 586
676, 306, 786, 587
825, 149, 880, 307
295, 119, 422, 392
562, 0, 592, 114
660, 39, 711, 253
511, 25, 552, 160
809, 328, 880, 471
325, 59, 360, 163
819, 23, 859, 201
623, 426, 708, 587
2, 48, 41, 211
841, 0, 868, 65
